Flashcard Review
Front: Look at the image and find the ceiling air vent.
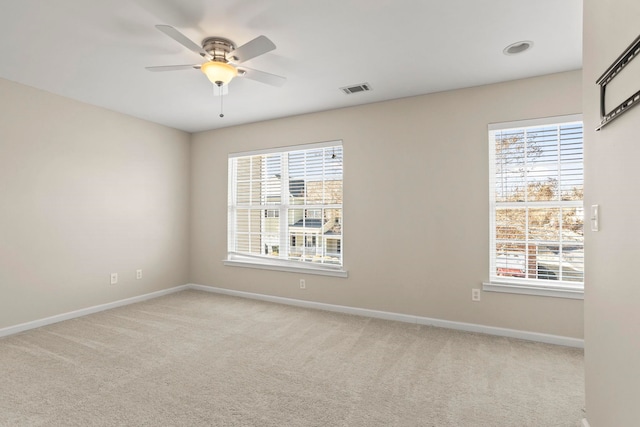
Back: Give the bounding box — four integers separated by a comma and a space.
340, 83, 372, 95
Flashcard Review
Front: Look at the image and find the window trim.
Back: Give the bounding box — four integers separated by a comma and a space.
224, 253, 348, 278
228, 140, 341, 159
486, 114, 584, 299
482, 281, 583, 299
226, 140, 347, 278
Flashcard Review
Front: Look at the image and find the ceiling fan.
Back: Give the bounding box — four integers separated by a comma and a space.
146, 25, 286, 90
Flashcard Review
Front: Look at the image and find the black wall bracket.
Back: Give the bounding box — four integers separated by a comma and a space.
596, 34, 640, 131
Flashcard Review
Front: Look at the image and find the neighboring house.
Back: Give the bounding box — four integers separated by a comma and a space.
260, 177, 342, 265
289, 215, 342, 264
495, 243, 583, 282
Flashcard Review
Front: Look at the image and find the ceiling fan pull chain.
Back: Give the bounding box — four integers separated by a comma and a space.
219, 84, 224, 118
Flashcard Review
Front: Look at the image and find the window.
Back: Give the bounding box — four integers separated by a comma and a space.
226, 141, 345, 277
304, 235, 317, 248
305, 209, 322, 219
486, 115, 584, 299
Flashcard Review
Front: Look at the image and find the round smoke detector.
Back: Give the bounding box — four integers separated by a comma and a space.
503, 40, 534, 55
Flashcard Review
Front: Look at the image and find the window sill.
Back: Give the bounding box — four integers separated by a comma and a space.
482, 281, 584, 299
224, 256, 348, 278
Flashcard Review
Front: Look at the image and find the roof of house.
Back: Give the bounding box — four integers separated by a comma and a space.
291, 219, 322, 228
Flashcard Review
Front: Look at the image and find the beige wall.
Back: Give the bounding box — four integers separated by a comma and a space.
0, 69, 586, 340
0, 78, 191, 329
583, 0, 640, 424
191, 70, 584, 338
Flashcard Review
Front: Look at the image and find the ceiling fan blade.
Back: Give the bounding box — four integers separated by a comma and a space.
146, 64, 201, 72
238, 67, 286, 87
229, 35, 276, 63
155, 24, 212, 59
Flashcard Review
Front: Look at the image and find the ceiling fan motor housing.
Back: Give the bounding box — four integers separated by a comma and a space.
202, 37, 236, 62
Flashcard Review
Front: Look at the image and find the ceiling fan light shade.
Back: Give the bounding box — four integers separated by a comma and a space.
201, 61, 238, 86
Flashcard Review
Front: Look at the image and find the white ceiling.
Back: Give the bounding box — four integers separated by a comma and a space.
0, 0, 582, 133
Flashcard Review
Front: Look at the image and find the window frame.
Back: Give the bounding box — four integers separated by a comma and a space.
484, 114, 584, 299
225, 140, 347, 278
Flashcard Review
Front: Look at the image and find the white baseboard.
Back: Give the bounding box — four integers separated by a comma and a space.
0, 285, 189, 339
188, 284, 584, 348
582, 418, 590, 427
0, 283, 584, 349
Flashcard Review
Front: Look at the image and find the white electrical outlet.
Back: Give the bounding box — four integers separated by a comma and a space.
300, 279, 306, 289
110, 273, 118, 285
136, 269, 142, 280
472, 288, 481, 302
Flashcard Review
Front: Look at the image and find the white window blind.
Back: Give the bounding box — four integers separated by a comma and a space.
487, 115, 584, 297
227, 142, 343, 274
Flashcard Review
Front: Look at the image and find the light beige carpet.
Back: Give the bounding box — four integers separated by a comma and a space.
0, 290, 584, 426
